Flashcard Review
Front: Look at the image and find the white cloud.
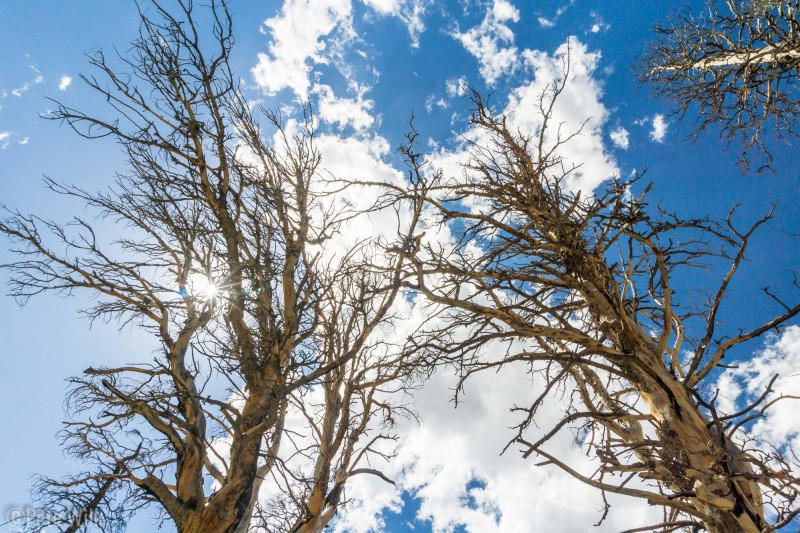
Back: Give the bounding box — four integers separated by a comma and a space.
716, 326, 800, 451
610, 126, 629, 150
452, 0, 521, 85
534, 0, 576, 29
58, 75, 72, 91
556, 0, 576, 17
251, 0, 431, 97
338, 364, 660, 532
650, 114, 667, 142
588, 12, 610, 34
315, 131, 401, 189
421, 38, 618, 216
712, 326, 800, 520
425, 94, 448, 113
18, 136, 29, 146
361, 0, 431, 47
445, 76, 467, 97
0, 131, 11, 150
511, 38, 618, 192
491, 0, 518, 20
11, 74, 44, 97
222, 116, 420, 532
421, 77, 466, 116
361, 0, 398, 14
537, 16, 555, 28
252, 0, 354, 97
314, 83, 375, 131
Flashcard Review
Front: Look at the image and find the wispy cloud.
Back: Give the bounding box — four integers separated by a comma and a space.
11, 75, 44, 97
445, 76, 467, 98
535, 0, 576, 29
588, 12, 610, 34
361, 0, 431, 48
537, 16, 555, 28
424, 94, 448, 113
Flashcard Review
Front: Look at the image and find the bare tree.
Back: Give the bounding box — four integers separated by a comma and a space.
400, 74, 800, 531
641, 0, 800, 170
0, 1, 426, 532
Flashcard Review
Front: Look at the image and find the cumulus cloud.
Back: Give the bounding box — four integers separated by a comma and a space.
314, 83, 375, 131
511, 38, 618, 192
252, 0, 433, 97
452, 0, 521, 85
610, 126, 629, 150
452, 12, 618, 191
650, 114, 667, 142
420, 38, 618, 222
716, 326, 800, 452
252, 0, 354, 97
0, 131, 11, 150
337, 364, 660, 532
58, 75, 72, 91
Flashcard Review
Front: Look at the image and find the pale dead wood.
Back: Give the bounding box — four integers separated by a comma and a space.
641, 0, 800, 171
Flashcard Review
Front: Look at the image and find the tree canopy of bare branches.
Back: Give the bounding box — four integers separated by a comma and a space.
641, 0, 800, 170
0, 1, 427, 532
4, 1, 800, 532
402, 76, 800, 531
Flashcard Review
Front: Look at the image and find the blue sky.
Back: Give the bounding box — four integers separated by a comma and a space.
1, 1, 798, 532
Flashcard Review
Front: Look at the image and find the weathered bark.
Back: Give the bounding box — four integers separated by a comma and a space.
576, 259, 766, 532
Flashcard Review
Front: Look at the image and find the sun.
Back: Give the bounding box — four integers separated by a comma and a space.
187, 273, 219, 301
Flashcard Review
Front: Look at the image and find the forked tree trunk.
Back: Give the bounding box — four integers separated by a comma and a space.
179, 394, 282, 533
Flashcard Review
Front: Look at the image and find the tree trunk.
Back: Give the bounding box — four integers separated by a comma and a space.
180, 391, 282, 533
580, 266, 766, 532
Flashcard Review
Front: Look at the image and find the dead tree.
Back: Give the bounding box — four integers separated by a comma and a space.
0, 1, 426, 532
641, 0, 800, 170
402, 78, 800, 531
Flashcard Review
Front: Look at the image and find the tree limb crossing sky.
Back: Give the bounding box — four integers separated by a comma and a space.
1, 1, 798, 531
